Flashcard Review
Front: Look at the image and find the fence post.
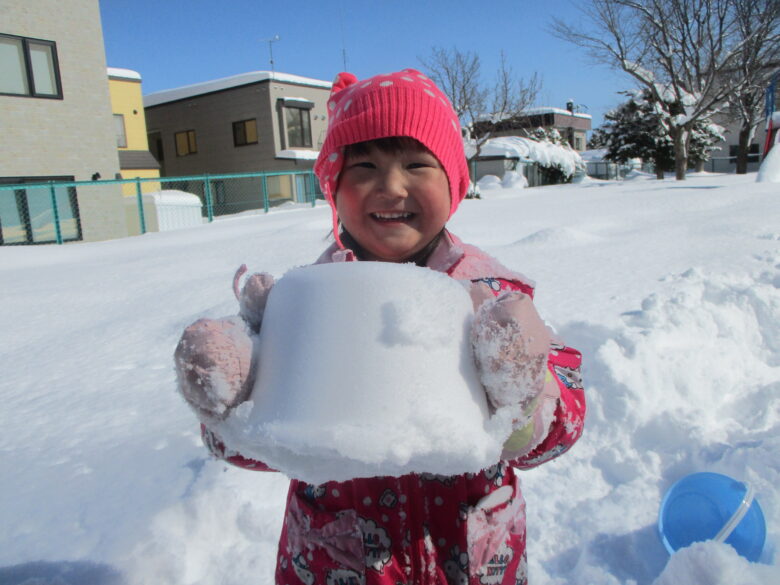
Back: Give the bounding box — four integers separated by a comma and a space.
135, 179, 147, 234
204, 175, 214, 222
48, 182, 63, 244
309, 171, 316, 207
262, 174, 269, 213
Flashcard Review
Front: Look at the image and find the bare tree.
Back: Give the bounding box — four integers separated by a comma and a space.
552, 0, 764, 180
420, 47, 541, 163
726, 0, 780, 173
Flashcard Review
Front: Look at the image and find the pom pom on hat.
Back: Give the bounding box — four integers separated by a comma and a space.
314, 69, 470, 247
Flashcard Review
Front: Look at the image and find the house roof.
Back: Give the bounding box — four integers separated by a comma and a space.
118, 150, 161, 170
143, 71, 332, 108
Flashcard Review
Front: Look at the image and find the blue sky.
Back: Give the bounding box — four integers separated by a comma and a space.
99, 0, 629, 129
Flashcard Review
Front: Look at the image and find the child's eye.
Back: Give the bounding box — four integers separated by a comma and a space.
407, 161, 432, 169
347, 161, 376, 170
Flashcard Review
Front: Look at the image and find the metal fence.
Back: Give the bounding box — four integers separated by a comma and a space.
0, 170, 320, 245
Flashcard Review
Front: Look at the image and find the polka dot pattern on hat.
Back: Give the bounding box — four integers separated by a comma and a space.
314, 68, 469, 248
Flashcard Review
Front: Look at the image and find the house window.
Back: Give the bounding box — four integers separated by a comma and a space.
0, 177, 82, 245
0, 33, 62, 98
175, 130, 198, 156
233, 118, 258, 146
114, 114, 127, 148
285, 106, 312, 148
574, 136, 583, 151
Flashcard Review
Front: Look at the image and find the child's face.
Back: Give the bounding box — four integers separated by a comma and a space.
335, 141, 451, 262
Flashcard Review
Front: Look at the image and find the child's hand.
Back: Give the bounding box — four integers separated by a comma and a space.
470, 287, 551, 412
173, 266, 275, 421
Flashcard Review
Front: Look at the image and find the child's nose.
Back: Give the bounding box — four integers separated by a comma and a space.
377, 167, 408, 198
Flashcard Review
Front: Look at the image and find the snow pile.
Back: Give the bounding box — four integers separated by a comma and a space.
215, 262, 510, 484
652, 541, 779, 585
756, 146, 780, 183
523, 264, 780, 584
502, 170, 528, 189
596, 267, 779, 462
477, 174, 504, 190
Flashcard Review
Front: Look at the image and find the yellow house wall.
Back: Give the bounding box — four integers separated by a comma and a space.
109, 77, 151, 151
109, 74, 160, 196
119, 170, 162, 196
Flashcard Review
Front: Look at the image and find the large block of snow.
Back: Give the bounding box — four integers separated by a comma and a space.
216, 262, 510, 483
756, 145, 780, 183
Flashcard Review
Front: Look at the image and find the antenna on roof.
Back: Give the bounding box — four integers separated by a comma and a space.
261, 35, 281, 74
339, 0, 348, 70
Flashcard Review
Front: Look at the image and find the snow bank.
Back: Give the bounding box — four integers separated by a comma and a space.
478, 175, 503, 190
502, 170, 528, 189
536, 265, 780, 583
216, 262, 511, 484
652, 541, 779, 585
756, 145, 780, 183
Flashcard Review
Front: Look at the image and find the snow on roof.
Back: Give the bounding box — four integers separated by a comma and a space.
579, 149, 609, 162
521, 106, 592, 120
107, 67, 142, 81
143, 71, 332, 107
276, 149, 320, 161
282, 97, 315, 104
466, 136, 585, 177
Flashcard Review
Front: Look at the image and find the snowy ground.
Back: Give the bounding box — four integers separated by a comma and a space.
0, 171, 778, 585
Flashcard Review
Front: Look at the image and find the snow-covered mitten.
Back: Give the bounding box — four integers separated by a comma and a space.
174, 265, 275, 421
471, 289, 551, 414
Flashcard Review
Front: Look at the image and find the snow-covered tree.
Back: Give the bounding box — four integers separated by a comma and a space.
587, 127, 610, 149
725, 0, 780, 173
420, 47, 541, 163
600, 89, 724, 178
529, 127, 583, 183
551, 0, 767, 180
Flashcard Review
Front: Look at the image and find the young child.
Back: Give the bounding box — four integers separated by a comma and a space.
175, 69, 585, 585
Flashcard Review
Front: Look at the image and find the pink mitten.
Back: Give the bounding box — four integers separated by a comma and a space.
471, 288, 551, 413
174, 265, 275, 421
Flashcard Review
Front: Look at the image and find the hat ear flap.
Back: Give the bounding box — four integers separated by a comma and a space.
331, 72, 358, 96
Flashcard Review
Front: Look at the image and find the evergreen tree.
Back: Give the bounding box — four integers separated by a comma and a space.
587, 128, 610, 150
600, 89, 723, 179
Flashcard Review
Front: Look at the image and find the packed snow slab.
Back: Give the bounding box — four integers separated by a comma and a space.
215, 262, 510, 484
756, 145, 780, 183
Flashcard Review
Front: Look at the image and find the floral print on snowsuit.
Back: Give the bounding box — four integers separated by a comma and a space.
202, 231, 585, 585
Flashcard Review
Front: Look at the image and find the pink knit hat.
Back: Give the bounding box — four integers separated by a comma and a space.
314, 69, 469, 248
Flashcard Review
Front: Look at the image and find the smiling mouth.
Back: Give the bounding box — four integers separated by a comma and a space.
371, 212, 414, 222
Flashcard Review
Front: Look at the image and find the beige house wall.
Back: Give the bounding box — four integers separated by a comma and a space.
1, 0, 126, 243
144, 78, 330, 177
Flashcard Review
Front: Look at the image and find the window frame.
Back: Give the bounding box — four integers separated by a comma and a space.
284, 106, 313, 148
0, 33, 63, 99
114, 114, 127, 148
232, 118, 258, 147
174, 129, 198, 157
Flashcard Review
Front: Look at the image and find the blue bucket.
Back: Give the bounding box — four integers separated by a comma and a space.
658, 472, 766, 562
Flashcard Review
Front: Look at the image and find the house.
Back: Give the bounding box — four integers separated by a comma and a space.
705, 67, 780, 172
107, 68, 161, 196
1, 0, 126, 245
143, 71, 332, 212
473, 102, 592, 152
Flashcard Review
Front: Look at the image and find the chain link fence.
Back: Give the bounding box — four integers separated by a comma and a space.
0, 170, 320, 245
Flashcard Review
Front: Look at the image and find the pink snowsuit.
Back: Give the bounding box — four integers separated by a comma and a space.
203, 232, 585, 585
